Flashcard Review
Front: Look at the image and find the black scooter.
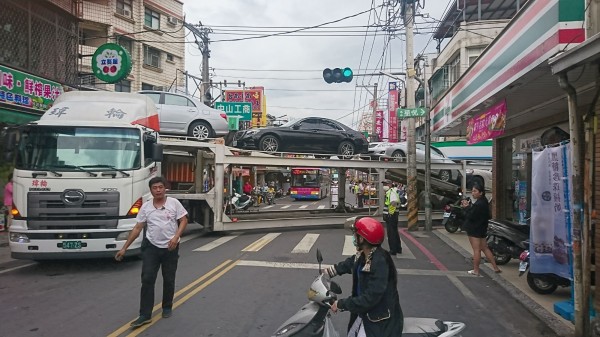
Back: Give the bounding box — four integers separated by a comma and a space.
518, 249, 571, 295
442, 197, 469, 233
486, 219, 529, 265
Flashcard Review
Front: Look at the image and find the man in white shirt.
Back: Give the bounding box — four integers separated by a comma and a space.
115, 176, 188, 328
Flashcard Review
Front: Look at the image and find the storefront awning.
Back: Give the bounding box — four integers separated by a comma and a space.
549, 33, 600, 74
0, 107, 41, 125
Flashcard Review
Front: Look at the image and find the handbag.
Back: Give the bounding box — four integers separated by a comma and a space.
347, 317, 366, 337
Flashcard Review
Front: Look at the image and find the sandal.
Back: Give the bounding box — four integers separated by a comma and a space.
494, 269, 502, 273
467, 270, 481, 276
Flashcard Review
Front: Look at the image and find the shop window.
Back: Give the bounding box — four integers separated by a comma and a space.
141, 82, 154, 90
144, 7, 160, 30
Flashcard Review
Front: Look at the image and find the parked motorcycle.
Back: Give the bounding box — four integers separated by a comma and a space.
265, 190, 275, 205
486, 219, 530, 265
442, 196, 469, 233
518, 249, 571, 295
226, 193, 256, 214
272, 249, 467, 337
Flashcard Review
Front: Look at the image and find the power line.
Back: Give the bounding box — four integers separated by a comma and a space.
269, 105, 351, 111
212, 67, 406, 72
209, 6, 380, 43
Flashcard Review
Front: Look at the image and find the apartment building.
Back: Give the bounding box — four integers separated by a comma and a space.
79, 0, 185, 92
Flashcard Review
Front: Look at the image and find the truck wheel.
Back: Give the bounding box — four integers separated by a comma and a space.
527, 273, 558, 294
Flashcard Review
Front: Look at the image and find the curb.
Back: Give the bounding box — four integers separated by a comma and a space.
432, 230, 575, 337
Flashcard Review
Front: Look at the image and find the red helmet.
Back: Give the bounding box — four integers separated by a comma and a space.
351, 217, 385, 245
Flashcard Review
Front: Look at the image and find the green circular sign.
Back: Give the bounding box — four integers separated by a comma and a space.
91, 43, 133, 84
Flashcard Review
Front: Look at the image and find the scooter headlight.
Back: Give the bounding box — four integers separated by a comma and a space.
275, 323, 300, 335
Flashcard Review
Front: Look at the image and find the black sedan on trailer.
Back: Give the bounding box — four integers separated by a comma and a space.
232, 117, 369, 157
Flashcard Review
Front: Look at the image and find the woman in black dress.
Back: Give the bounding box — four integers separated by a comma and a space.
462, 184, 501, 276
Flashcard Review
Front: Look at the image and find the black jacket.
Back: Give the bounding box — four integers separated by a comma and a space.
463, 197, 490, 236
332, 248, 404, 337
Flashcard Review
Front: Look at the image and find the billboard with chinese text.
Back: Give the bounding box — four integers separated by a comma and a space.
0, 65, 63, 112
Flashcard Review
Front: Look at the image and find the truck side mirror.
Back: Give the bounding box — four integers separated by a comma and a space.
2, 130, 17, 162
152, 143, 163, 162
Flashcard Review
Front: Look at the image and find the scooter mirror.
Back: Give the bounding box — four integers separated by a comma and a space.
316, 249, 323, 264
329, 281, 342, 295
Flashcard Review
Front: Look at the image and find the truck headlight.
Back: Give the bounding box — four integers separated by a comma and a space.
116, 231, 131, 241
10, 233, 30, 243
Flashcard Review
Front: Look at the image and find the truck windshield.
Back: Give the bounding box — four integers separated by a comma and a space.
16, 126, 141, 171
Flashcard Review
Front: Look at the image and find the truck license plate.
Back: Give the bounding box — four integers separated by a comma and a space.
519, 261, 528, 272
62, 241, 82, 249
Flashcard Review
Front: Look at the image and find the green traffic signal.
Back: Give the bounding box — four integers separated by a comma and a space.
323, 67, 353, 83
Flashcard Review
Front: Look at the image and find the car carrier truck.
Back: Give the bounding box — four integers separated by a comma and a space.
4, 91, 163, 259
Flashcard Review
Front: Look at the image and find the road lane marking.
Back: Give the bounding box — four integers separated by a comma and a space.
299, 205, 308, 209
342, 235, 356, 256
0, 263, 36, 275
180, 232, 203, 244
107, 259, 235, 337
447, 274, 484, 308
241, 233, 281, 252
291, 234, 319, 253
400, 228, 448, 271
263, 205, 274, 209
317, 205, 325, 209
193, 235, 238, 251
281, 205, 291, 209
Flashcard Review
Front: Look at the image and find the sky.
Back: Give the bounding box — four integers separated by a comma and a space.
182, 0, 451, 130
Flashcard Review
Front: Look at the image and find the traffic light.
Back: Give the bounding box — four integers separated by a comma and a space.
323, 67, 353, 83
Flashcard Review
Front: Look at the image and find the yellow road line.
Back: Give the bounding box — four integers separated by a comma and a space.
241, 233, 281, 252
106, 259, 235, 337
126, 260, 239, 337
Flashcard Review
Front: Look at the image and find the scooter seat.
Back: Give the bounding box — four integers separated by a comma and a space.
489, 219, 530, 235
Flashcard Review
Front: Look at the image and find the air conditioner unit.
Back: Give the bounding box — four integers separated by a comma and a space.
167, 16, 177, 25
122, 9, 131, 17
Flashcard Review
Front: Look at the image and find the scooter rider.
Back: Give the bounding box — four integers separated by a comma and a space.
324, 217, 404, 337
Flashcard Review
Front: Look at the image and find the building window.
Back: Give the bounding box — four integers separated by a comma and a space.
166, 53, 174, 62
447, 55, 460, 85
143, 45, 161, 68
115, 80, 131, 92
467, 46, 487, 67
116, 0, 132, 17
144, 7, 160, 30
117, 37, 133, 56
142, 83, 154, 90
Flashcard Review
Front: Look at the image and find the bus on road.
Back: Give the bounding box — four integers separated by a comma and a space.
290, 167, 330, 200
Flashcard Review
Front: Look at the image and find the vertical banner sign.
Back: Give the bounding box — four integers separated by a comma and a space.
466, 99, 507, 144
530, 143, 572, 280
388, 82, 399, 142
375, 110, 384, 142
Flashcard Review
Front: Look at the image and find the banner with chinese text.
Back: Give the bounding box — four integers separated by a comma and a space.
530, 143, 572, 280
388, 82, 398, 142
224, 87, 266, 127
466, 99, 506, 144
375, 110, 384, 142
0, 65, 63, 112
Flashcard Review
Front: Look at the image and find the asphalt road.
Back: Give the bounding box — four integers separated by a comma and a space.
0, 224, 560, 337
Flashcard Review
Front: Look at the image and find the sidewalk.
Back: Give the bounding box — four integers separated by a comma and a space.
434, 228, 575, 337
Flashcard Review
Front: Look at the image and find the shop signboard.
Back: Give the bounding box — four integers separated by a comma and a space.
466, 99, 507, 145
530, 143, 572, 280
375, 110, 384, 141
397, 107, 426, 119
224, 88, 265, 127
215, 102, 252, 121
0, 65, 63, 112
91, 43, 133, 84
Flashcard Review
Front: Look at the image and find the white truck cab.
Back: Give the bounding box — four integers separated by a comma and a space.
4, 91, 163, 259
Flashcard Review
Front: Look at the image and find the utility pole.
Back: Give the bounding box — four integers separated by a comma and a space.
422, 57, 432, 231
404, 1, 419, 231
371, 83, 378, 141
183, 21, 212, 106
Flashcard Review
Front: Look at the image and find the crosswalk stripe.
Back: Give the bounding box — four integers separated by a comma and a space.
281, 205, 291, 209
317, 205, 325, 209
242, 233, 281, 252
299, 205, 308, 209
263, 205, 274, 209
291, 233, 319, 254
343, 235, 356, 256
193, 235, 238, 251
